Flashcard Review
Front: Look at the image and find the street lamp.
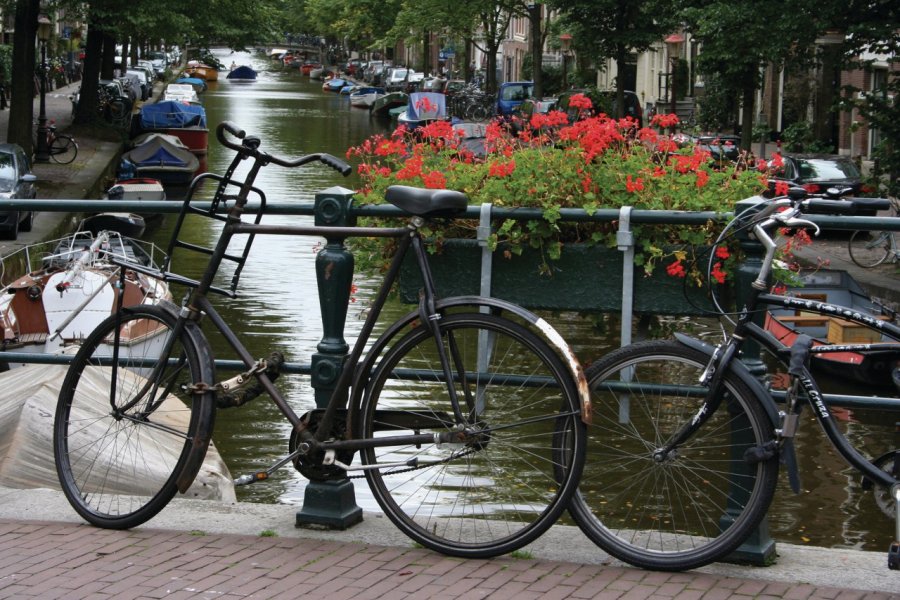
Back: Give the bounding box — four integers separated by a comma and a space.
559, 33, 572, 91
34, 15, 52, 163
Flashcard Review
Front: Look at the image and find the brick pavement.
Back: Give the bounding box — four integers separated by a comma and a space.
0, 519, 896, 600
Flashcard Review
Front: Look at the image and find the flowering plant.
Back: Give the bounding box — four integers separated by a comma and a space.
347, 95, 770, 284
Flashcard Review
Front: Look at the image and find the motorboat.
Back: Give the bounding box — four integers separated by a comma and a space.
370, 91, 408, 118
349, 86, 385, 108
0, 230, 171, 369
162, 83, 200, 104
226, 65, 257, 80
184, 60, 219, 81
323, 77, 350, 92
764, 269, 900, 387
120, 133, 200, 186
137, 101, 209, 155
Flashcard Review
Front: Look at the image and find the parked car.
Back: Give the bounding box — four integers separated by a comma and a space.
496, 81, 534, 117
126, 68, 152, 101
673, 133, 742, 165
766, 153, 881, 214
385, 68, 414, 92
0, 143, 37, 240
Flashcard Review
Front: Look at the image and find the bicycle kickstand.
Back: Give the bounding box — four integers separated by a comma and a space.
890, 482, 900, 570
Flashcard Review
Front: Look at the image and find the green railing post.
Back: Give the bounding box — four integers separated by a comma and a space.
724, 196, 777, 565
295, 186, 363, 530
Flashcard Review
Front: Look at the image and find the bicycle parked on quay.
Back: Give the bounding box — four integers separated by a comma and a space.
848, 198, 900, 268
33, 120, 77, 164
52, 121, 589, 559
573, 192, 900, 571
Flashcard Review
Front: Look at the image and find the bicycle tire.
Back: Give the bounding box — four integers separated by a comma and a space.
54, 304, 216, 529
569, 340, 779, 571
360, 312, 585, 558
49, 134, 78, 164
848, 230, 892, 268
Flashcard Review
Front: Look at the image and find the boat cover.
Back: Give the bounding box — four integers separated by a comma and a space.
226, 65, 257, 80
405, 92, 447, 121
175, 76, 208, 91
0, 364, 236, 501
139, 100, 207, 129
124, 135, 199, 170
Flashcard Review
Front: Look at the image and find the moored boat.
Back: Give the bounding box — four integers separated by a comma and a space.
121, 134, 200, 186
349, 86, 386, 108
175, 76, 208, 94
0, 231, 171, 368
397, 91, 449, 129
137, 100, 209, 155
370, 91, 408, 118
184, 60, 219, 81
323, 77, 349, 92
764, 269, 900, 386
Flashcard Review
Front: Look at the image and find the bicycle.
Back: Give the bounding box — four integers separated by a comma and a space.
52, 121, 589, 559
34, 121, 78, 164
848, 201, 900, 267
569, 192, 900, 571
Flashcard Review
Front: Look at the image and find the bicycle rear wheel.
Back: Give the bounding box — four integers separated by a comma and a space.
50, 134, 78, 164
54, 304, 216, 529
848, 230, 892, 268
360, 312, 585, 558
569, 340, 779, 571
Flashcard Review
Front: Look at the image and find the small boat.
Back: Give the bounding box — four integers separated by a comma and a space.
175, 76, 208, 94
226, 65, 257, 80
397, 91, 449, 129
137, 100, 209, 155
323, 77, 349, 92
764, 269, 900, 387
0, 231, 171, 369
120, 134, 200, 186
339, 84, 359, 95
82, 179, 167, 239
184, 61, 219, 81
162, 83, 200, 104
349, 86, 386, 109
300, 62, 321, 76
370, 91, 408, 118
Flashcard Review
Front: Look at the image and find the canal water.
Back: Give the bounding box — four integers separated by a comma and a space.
145, 48, 895, 552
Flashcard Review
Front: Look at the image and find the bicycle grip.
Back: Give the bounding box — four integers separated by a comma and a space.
320, 153, 352, 177
218, 121, 246, 140
803, 199, 863, 215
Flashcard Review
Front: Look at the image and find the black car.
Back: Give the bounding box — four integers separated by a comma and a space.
0, 143, 38, 240
766, 153, 883, 214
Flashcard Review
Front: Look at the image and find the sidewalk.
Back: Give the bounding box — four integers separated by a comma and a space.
0, 486, 897, 599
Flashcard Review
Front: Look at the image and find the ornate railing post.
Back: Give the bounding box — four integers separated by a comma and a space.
725, 196, 777, 565
295, 186, 363, 529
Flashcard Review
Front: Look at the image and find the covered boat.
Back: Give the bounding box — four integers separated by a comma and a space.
323, 77, 349, 92
175, 76, 208, 94
137, 101, 209, 155
764, 269, 900, 387
121, 134, 200, 186
397, 92, 448, 129
226, 65, 257, 80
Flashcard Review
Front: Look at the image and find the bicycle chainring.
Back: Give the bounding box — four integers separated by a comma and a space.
288, 415, 355, 482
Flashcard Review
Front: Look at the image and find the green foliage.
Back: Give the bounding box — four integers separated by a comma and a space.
779, 121, 833, 153
0, 45, 11, 84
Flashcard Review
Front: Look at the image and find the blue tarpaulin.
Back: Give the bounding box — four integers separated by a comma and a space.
139, 101, 207, 129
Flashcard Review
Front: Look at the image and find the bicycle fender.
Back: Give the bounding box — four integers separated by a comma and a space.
673, 333, 780, 427
173, 317, 218, 495
348, 295, 592, 432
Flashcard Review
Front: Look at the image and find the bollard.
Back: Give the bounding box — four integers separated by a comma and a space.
295, 186, 363, 529
725, 196, 777, 565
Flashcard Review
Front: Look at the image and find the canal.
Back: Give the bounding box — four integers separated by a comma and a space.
144, 48, 895, 552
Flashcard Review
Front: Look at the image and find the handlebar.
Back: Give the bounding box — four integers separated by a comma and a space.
216, 121, 353, 176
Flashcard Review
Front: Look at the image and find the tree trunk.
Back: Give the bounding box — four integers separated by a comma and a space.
7, 0, 39, 155
529, 4, 543, 99
74, 24, 103, 125
101, 33, 116, 79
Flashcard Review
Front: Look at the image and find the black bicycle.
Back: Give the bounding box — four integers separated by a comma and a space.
571, 193, 900, 571
52, 121, 588, 559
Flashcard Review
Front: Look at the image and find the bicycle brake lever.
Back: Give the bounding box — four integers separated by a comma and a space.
780, 217, 820, 236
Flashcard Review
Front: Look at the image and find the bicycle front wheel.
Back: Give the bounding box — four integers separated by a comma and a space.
360, 312, 585, 558
54, 304, 216, 529
570, 340, 779, 571
50, 134, 78, 164
848, 230, 892, 268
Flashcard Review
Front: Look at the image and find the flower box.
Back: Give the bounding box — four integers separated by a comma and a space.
399, 239, 721, 316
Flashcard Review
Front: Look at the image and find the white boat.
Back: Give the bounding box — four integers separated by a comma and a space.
349, 86, 386, 108
0, 231, 171, 368
163, 83, 200, 104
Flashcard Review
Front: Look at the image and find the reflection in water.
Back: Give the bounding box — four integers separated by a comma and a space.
142, 49, 895, 552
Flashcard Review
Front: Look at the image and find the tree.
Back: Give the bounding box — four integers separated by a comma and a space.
551, 0, 679, 121
6, 0, 39, 154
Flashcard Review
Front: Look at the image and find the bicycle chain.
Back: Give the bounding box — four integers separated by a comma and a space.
344, 447, 478, 479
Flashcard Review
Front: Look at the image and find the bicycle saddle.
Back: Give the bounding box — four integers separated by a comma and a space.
385, 185, 468, 217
